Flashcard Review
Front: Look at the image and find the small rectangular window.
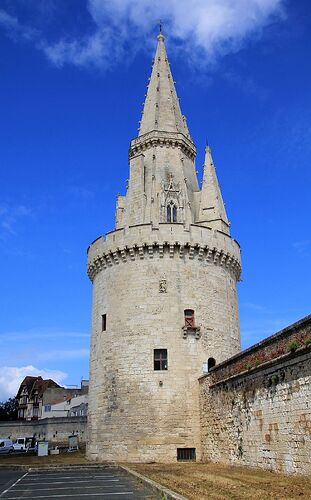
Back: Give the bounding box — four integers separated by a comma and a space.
154, 349, 168, 371
102, 314, 107, 331
177, 448, 196, 461
44, 405, 51, 412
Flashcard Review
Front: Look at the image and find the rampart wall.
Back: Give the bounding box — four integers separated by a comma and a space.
199, 315, 311, 475
0, 416, 87, 446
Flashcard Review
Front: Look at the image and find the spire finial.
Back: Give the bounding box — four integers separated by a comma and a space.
205, 138, 212, 154
157, 20, 164, 41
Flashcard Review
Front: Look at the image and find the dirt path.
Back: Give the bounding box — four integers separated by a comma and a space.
129, 462, 311, 500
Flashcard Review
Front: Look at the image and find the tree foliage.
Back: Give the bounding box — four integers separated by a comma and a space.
0, 398, 18, 421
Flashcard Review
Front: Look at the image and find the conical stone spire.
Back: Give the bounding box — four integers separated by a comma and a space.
139, 32, 191, 139
198, 145, 230, 234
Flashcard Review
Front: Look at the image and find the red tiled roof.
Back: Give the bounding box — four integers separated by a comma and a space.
16, 376, 61, 398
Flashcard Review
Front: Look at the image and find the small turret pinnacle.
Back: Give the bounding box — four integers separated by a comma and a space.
198, 145, 230, 234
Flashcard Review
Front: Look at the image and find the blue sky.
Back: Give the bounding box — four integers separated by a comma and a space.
0, 0, 310, 400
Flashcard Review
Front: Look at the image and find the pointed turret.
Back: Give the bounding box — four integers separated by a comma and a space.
198, 145, 230, 235
139, 31, 191, 139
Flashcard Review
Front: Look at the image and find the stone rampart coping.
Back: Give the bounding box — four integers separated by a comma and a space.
199, 314, 311, 385
0, 416, 87, 427
120, 465, 187, 500
87, 223, 241, 263
210, 346, 310, 388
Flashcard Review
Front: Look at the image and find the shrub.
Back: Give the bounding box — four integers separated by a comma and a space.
288, 340, 301, 352
305, 338, 311, 347
271, 374, 279, 385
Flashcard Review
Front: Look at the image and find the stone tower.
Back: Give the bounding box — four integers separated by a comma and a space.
87, 32, 241, 463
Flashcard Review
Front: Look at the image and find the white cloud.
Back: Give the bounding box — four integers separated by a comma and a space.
0, 365, 67, 402
46, 0, 285, 68
0, 9, 37, 41
0, 202, 32, 238
0, 1, 285, 69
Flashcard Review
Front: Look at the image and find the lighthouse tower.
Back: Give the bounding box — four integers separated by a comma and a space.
86, 31, 241, 463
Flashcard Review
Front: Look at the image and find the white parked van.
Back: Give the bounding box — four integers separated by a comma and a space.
13, 437, 34, 452
0, 439, 14, 454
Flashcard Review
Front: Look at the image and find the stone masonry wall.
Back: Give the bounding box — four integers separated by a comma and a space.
87, 224, 241, 463
0, 416, 87, 446
199, 315, 311, 475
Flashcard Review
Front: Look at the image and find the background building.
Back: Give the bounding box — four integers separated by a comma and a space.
41, 394, 88, 419
16, 376, 60, 421
17, 377, 88, 421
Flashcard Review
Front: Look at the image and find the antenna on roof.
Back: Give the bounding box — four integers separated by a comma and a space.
158, 19, 163, 34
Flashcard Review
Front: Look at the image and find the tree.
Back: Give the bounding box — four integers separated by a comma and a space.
0, 398, 18, 421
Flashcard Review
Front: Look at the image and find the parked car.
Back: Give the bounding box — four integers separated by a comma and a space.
13, 437, 34, 452
0, 439, 14, 454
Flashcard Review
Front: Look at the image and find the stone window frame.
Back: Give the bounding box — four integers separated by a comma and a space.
184, 309, 195, 328
183, 309, 201, 339
154, 349, 168, 371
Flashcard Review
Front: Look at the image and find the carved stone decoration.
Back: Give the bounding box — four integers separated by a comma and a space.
182, 325, 201, 339
160, 173, 185, 223
159, 279, 167, 293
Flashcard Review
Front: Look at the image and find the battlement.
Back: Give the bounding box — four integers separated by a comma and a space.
87, 223, 241, 281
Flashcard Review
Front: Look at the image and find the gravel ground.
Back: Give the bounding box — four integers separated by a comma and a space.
129, 462, 311, 500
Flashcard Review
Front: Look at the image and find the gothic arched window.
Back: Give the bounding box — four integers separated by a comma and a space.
167, 201, 177, 223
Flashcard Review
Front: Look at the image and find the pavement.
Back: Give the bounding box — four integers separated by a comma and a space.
0, 467, 159, 499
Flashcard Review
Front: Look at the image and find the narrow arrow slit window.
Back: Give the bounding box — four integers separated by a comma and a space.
102, 314, 107, 332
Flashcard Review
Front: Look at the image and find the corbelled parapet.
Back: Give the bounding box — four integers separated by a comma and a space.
129, 130, 196, 161
87, 224, 241, 282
